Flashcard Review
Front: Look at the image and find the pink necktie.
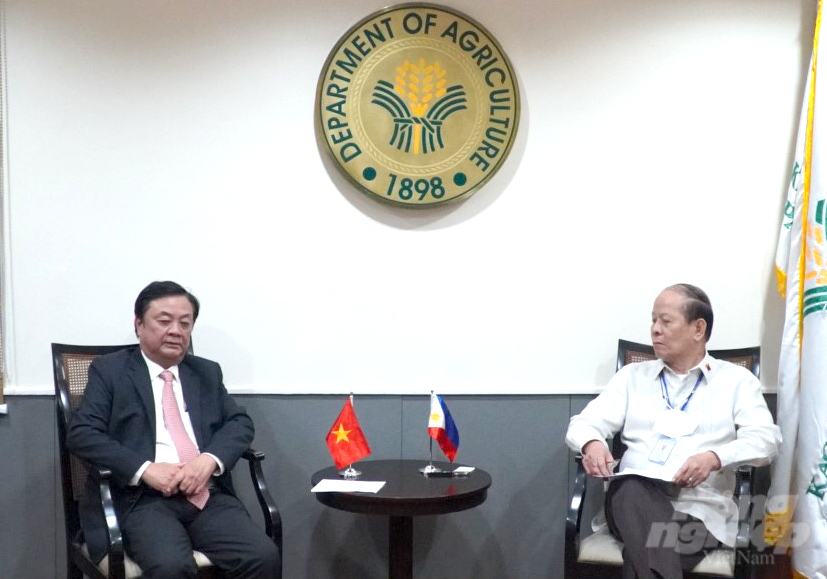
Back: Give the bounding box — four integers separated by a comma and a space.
160, 370, 209, 509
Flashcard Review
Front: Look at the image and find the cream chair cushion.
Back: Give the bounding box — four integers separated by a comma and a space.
578, 529, 735, 576
83, 544, 213, 579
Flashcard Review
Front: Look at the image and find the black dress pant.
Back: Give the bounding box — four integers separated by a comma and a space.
121, 489, 280, 579
605, 476, 718, 579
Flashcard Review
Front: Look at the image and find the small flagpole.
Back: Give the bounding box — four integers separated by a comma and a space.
420, 390, 444, 475
340, 392, 362, 479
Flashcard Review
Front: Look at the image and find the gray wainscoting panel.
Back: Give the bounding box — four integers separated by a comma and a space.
398, 395, 571, 579
235, 395, 403, 579
0, 396, 58, 579
5, 392, 780, 579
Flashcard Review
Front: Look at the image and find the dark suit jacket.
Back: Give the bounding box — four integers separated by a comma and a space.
66, 347, 254, 563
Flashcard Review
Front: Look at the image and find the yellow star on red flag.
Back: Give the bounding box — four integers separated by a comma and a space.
331, 423, 351, 443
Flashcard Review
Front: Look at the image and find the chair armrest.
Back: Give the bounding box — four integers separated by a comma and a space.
89, 466, 126, 579
241, 449, 282, 552
735, 465, 755, 550
733, 465, 755, 579
565, 455, 588, 576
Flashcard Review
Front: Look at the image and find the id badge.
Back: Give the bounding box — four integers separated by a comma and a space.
649, 435, 676, 465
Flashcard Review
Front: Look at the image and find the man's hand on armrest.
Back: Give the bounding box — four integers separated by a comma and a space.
673, 451, 721, 488
582, 439, 616, 478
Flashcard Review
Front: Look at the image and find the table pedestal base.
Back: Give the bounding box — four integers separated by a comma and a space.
389, 516, 413, 579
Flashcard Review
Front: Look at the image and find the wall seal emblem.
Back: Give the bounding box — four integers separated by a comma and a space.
316, 3, 520, 207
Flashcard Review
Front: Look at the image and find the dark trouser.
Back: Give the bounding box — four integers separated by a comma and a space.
120, 489, 280, 579
605, 476, 718, 579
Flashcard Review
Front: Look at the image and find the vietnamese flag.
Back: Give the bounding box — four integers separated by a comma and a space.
325, 398, 372, 469
428, 393, 459, 461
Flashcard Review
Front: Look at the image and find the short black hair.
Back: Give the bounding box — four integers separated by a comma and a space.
667, 283, 713, 341
134, 281, 200, 322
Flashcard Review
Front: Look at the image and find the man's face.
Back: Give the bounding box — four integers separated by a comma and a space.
650, 289, 704, 367
135, 295, 194, 368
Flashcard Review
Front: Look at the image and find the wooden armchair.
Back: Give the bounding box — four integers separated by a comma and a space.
53, 343, 282, 579
565, 340, 761, 579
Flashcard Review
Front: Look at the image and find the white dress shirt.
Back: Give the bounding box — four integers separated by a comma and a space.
566, 353, 781, 546
130, 352, 224, 485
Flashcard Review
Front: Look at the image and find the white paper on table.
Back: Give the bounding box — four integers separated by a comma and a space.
311, 479, 386, 493
604, 467, 676, 482
453, 466, 475, 474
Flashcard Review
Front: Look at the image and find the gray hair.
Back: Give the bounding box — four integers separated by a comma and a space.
666, 283, 713, 341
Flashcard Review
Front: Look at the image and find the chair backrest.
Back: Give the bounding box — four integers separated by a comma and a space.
616, 339, 760, 378
53, 343, 135, 543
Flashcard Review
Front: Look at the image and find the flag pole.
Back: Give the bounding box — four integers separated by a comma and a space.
339, 392, 362, 479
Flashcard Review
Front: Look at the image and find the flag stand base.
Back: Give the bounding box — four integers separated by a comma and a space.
339, 465, 361, 479
418, 463, 444, 475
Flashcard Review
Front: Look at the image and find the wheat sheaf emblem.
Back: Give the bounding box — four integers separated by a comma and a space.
371, 59, 468, 155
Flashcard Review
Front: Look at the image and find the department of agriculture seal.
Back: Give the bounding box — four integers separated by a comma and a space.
316, 3, 520, 207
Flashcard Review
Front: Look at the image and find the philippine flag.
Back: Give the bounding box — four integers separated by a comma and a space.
428, 393, 459, 461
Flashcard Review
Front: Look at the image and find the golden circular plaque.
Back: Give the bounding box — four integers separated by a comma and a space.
316, 3, 520, 207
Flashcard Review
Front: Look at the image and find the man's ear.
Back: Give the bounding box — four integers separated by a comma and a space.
694, 319, 707, 341
134, 317, 141, 338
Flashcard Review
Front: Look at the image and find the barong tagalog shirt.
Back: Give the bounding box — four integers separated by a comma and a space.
566, 353, 781, 546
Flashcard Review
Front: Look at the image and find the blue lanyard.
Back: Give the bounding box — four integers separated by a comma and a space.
660, 371, 703, 411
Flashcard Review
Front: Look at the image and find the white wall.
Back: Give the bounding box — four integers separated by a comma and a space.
3, 0, 814, 394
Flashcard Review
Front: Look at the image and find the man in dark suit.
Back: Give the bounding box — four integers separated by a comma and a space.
67, 281, 280, 579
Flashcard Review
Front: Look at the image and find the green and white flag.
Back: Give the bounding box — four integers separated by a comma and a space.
766, 2, 827, 577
